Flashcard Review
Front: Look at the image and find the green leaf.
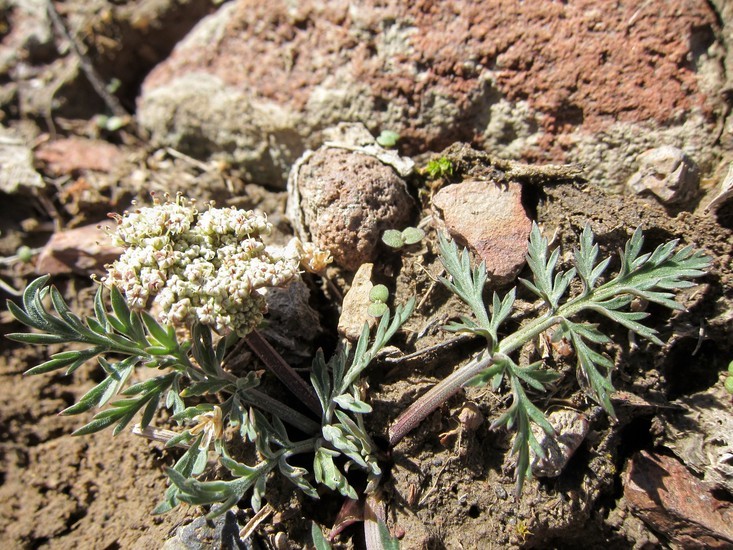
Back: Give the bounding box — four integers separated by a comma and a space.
6, 332, 71, 345
311, 523, 333, 550
180, 378, 232, 397
401, 226, 425, 245
382, 229, 405, 249
153, 435, 207, 515
367, 302, 389, 318
110, 286, 131, 328
310, 349, 331, 415
141, 311, 175, 348
369, 284, 389, 304
23, 347, 101, 376
314, 446, 357, 500
61, 357, 137, 415
438, 233, 491, 332
333, 393, 373, 414
72, 407, 128, 435
378, 519, 400, 550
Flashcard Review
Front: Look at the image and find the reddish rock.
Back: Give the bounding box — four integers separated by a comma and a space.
289, 147, 414, 271
624, 450, 733, 548
138, 0, 722, 188
36, 222, 122, 276
35, 138, 124, 176
432, 180, 530, 285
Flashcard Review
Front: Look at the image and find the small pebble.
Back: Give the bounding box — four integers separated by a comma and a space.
626, 145, 699, 206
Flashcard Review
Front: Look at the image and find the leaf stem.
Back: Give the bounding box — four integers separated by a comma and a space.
389, 313, 561, 446
241, 389, 320, 434
245, 329, 322, 416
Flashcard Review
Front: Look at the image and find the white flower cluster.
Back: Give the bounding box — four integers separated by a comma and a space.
104, 197, 300, 337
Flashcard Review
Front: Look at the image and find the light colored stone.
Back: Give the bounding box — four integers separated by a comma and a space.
531, 409, 590, 478
35, 221, 122, 275
626, 145, 700, 205
432, 179, 530, 285
338, 263, 376, 341
0, 127, 44, 194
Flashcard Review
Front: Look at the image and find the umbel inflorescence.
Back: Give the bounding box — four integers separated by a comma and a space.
104, 195, 300, 337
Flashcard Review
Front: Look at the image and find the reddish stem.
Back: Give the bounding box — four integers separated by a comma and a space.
245, 329, 321, 416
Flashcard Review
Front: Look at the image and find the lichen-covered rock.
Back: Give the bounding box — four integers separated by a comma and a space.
288, 147, 413, 271
138, 0, 723, 189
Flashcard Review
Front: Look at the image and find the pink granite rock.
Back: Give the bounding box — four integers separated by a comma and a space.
35, 138, 124, 176
432, 180, 530, 285
138, 0, 722, 188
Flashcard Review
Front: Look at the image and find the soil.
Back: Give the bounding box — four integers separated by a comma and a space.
1, 3, 733, 550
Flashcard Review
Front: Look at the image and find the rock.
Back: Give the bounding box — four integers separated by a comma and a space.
531, 409, 590, 478
705, 160, 733, 214
338, 263, 376, 341
624, 450, 733, 548
287, 135, 414, 271
261, 279, 322, 362
162, 510, 255, 550
34, 137, 124, 176
0, 127, 44, 194
138, 0, 721, 189
139, 71, 299, 186
432, 180, 530, 285
659, 382, 733, 495
626, 146, 700, 206
0, 0, 53, 72
35, 221, 122, 275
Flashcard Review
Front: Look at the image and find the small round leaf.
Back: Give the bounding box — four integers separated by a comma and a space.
401, 227, 425, 245
367, 302, 389, 318
381, 229, 405, 249
376, 130, 400, 148
725, 375, 733, 394
369, 284, 389, 304
16, 245, 33, 263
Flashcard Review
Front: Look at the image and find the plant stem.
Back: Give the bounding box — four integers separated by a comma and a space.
240, 389, 320, 434
389, 267, 664, 446
389, 313, 561, 446
245, 329, 322, 415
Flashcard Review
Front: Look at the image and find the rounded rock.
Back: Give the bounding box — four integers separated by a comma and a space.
290, 148, 414, 271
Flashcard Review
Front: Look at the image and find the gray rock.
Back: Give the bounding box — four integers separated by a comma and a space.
163, 511, 255, 550
660, 383, 733, 495
626, 145, 700, 206
0, 127, 44, 194
261, 279, 322, 361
